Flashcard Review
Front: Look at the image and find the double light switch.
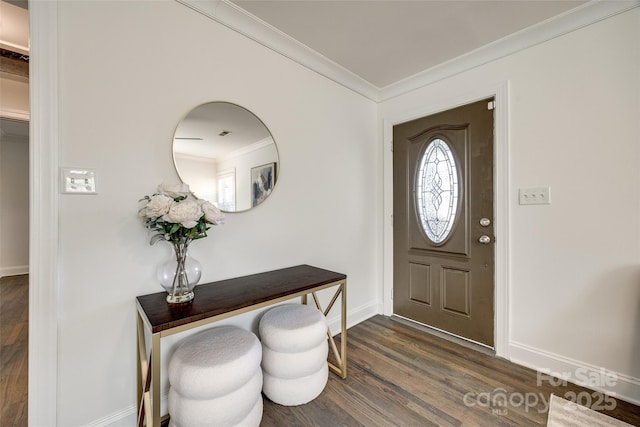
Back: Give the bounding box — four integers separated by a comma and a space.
61, 168, 97, 194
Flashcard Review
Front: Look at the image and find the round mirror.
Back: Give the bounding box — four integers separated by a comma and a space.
172, 102, 279, 212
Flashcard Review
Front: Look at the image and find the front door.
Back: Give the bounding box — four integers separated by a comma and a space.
393, 98, 495, 347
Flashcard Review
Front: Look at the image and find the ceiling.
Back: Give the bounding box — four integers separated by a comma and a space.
230, 0, 587, 88
178, 0, 636, 100
173, 102, 272, 159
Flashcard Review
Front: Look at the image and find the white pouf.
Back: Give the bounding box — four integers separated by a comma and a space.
169, 396, 263, 427
263, 363, 328, 406
259, 304, 328, 353
167, 325, 263, 426
168, 370, 262, 426
259, 304, 329, 406
168, 325, 262, 399
262, 341, 328, 379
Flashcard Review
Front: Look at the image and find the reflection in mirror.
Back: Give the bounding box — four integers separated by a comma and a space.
172, 102, 279, 212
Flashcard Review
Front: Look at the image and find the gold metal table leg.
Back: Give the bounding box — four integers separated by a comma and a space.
341, 282, 347, 378
151, 332, 161, 427
136, 311, 162, 427
137, 313, 149, 427
309, 281, 347, 379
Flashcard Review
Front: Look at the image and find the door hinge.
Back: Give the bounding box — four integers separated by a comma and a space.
487, 101, 495, 110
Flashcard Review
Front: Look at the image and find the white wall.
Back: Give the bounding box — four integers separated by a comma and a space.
174, 154, 218, 203
217, 139, 277, 211
380, 8, 640, 401
56, 1, 377, 425
0, 73, 30, 277
0, 134, 29, 276
0, 76, 29, 121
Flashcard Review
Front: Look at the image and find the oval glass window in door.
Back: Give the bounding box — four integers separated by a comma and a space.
415, 138, 460, 244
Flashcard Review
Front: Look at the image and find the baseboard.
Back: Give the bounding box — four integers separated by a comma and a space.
82, 405, 138, 427
0, 265, 29, 278
509, 341, 640, 406
327, 300, 380, 336
83, 393, 169, 427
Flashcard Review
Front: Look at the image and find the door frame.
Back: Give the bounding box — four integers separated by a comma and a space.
382, 81, 510, 358
29, 0, 60, 424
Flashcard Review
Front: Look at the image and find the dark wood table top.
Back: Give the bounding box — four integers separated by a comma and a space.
136, 264, 346, 334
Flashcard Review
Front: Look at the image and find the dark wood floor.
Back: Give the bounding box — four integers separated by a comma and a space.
262, 315, 640, 426
3, 277, 639, 426
0, 274, 28, 427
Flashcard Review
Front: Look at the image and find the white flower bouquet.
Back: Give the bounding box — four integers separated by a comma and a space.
139, 183, 224, 246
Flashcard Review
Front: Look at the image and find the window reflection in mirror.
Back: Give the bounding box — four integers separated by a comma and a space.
172, 102, 279, 212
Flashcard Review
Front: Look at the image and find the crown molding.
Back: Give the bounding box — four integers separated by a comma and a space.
380, 0, 640, 101
223, 135, 273, 160
176, 0, 380, 101
177, 0, 639, 103
0, 106, 29, 121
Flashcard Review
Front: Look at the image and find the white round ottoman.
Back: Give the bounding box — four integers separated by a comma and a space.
259, 304, 329, 406
168, 325, 263, 427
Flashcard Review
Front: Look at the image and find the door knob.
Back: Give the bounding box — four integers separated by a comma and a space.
479, 218, 491, 227
478, 235, 491, 245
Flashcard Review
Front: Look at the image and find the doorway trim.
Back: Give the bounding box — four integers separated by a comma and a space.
382, 81, 510, 358
29, 0, 60, 424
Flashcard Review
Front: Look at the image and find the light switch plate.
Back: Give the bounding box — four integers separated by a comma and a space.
61, 168, 97, 194
519, 187, 550, 205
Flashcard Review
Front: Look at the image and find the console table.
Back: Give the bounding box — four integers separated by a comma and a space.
135, 264, 347, 427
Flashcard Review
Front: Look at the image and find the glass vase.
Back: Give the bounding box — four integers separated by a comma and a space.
157, 241, 202, 303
